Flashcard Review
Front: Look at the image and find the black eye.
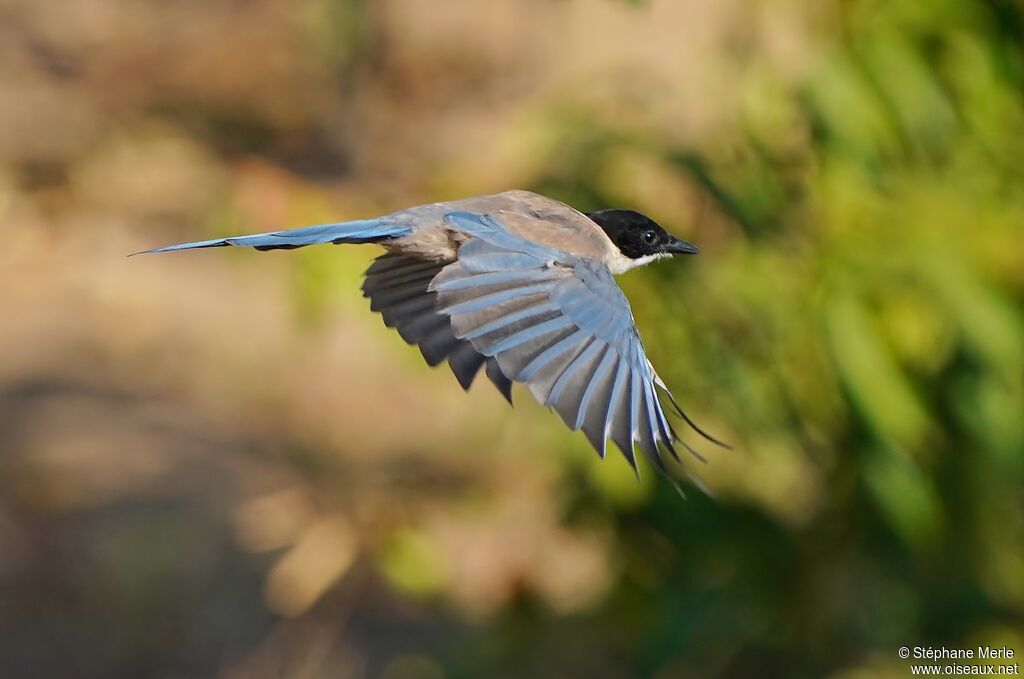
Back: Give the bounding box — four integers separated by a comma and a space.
642, 230, 657, 244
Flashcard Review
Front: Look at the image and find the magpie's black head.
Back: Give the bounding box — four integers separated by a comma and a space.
586, 209, 698, 260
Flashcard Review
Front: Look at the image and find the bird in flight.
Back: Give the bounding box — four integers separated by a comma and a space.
140, 190, 726, 490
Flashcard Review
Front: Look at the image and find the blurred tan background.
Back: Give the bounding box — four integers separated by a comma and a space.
1, 0, 1022, 677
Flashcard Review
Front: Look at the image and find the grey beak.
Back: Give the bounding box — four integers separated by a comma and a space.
665, 237, 699, 255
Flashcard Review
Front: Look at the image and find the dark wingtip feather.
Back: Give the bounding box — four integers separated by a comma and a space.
677, 438, 708, 464
662, 434, 682, 463
447, 344, 486, 391
611, 437, 640, 478
660, 387, 732, 450
581, 421, 608, 460
486, 360, 513, 404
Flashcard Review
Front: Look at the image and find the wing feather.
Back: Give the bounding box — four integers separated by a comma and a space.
485, 358, 514, 403
548, 339, 607, 425
487, 316, 577, 356
368, 278, 439, 311
461, 302, 560, 340
439, 283, 557, 316
575, 344, 614, 429
544, 335, 598, 405
362, 253, 513, 399
432, 269, 552, 292
518, 329, 590, 382
417, 323, 463, 366
580, 348, 620, 459
637, 378, 664, 471
448, 342, 486, 390
605, 361, 636, 469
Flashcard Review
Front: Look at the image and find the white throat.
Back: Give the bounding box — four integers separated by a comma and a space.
606, 251, 671, 275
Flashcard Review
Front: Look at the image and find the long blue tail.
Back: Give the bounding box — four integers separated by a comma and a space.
134, 218, 411, 255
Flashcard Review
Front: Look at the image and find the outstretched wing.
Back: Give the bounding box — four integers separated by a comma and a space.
430, 212, 706, 478
361, 253, 512, 402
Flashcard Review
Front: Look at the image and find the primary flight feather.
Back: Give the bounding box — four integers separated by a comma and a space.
139, 190, 726, 487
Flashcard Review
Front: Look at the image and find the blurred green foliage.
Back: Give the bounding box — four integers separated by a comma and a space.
425, 1, 1024, 676
1, 0, 1022, 677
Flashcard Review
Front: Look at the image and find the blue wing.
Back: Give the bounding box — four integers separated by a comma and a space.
430, 212, 708, 480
